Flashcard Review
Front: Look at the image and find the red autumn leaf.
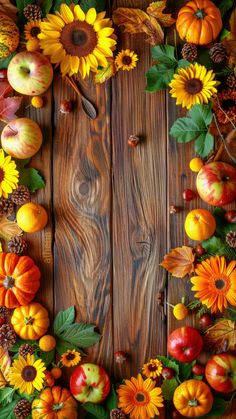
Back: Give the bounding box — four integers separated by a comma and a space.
0, 80, 22, 123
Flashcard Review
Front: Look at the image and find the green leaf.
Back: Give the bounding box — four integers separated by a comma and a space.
192, 375, 203, 380
57, 323, 101, 348
52, 0, 72, 12
178, 362, 193, 381
0, 388, 15, 407
151, 45, 176, 65
199, 398, 228, 417
202, 236, 236, 260
38, 349, 55, 367
196, 48, 212, 69
18, 168, 45, 192
170, 117, 198, 143
0, 53, 16, 70
146, 64, 175, 92
178, 59, 190, 69
80, 0, 106, 13
56, 338, 86, 356
106, 385, 118, 411
161, 378, 178, 401
15, 158, 31, 170
41, 0, 53, 16
220, 28, 231, 40
82, 403, 109, 419
225, 307, 236, 321
156, 356, 179, 377
218, 0, 233, 17
214, 207, 236, 239
0, 401, 18, 419
53, 306, 75, 335
195, 132, 214, 158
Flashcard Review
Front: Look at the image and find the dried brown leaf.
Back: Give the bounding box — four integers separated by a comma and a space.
0, 216, 22, 242
147, 1, 176, 27
0, 348, 11, 385
0, 0, 17, 20
160, 246, 195, 278
223, 10, 236, 66
204, 320, 236, 353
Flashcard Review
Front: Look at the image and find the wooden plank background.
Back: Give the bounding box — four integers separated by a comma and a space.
4, 0, 235, 417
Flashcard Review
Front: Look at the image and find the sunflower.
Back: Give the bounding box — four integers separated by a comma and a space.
117, 374, 164, 419
24, 20, 41, 40
9, 354, 46, 395
38, 4, 116, 78
142, 359, 163, 379
115, 49, 138, 71
191, 256, 236, 313
169, 63, 219, 109
0, 149, 19, 198
213, 88, 236, 125
61, 349, 81, 367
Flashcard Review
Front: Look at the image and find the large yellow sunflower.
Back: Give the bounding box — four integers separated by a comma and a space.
61, 349, 81, 367
38, 4, 116, 78
142, 359, 163, 379
169, 63, 219, 109
24, 20, 41, 40
117, 374, 164, 419
191, 256, 236, 313
9, 354, 46, 395
0, 149, 19, 198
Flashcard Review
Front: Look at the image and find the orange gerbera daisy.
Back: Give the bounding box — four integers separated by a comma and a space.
191, 256, 236, 313
117, 374, 164, 419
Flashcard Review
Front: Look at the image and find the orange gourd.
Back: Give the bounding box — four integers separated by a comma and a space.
184, 209, 216, 241
173, 379, 213, 417
32, 386, 78, 419
0, 253, 41, 308
176, 0, 222, 45
11, 302, 49, 340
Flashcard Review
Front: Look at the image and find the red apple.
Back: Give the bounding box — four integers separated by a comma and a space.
196, 162, 236, 206
1, 117, 43, 159
7, 51, 53, 96
205, 354, 236, 393
70, 363, 110, 404
167, 326, 203, 363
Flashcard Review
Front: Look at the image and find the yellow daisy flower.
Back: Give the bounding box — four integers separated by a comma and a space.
169, 63, 219, 109
9, 354, 46, 395
24, 20, 41, 40
142, 359, 163, 379
61, 349, 81, 367
115, 49, 138, 71
0, 149, 19, 198
38, 4, 116, 78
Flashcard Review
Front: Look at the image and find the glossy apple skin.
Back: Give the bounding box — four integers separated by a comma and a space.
7, 51, 53, 96
205, 354, 236, 393
1, 117, 43, 159
196, 162, 236, 206
167, 327, 203, 363
70, 363, 111, 404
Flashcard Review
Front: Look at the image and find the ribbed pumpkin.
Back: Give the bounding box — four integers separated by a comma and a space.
32, 386, 78, 418
0, 13, 19, 59
176, 0, 222, 45
173, 379, 213, 417
0, 253, 41, 308
11, 302, 49, 340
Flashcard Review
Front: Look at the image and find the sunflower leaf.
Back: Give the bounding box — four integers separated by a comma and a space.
56, 323, 101, 348
83, 403, 109, 419
0, 401, 18, 419
55, 338, 86, 356
52, 0, 72, 12
161, 378, 178, 400
18, 168, 45, 192
106, 385, 118, 411
80, 0, 106, 13
41, 0, 53, 16
38, 349, 55, 367
178, 362, 194, 381
156, 356, 179, 377
0, 388, 15, 406
53, 306, 75, 335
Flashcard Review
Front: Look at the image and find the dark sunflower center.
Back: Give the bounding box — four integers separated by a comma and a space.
222, 99, 236, 110
21, 366, 37, 382
60, 21, 97, 57
66, 353, 75, 360
215, 279, 226, 289
148, 364, 158, 372
135, 392, 146, 402
122, 56, 132, 65
0, 168, 4, 182
30, 27, 41, 37
185, 78, 203, 95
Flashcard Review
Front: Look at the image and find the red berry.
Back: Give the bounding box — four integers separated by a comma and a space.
162, 367, 174, 379
182, 188, 195, 201
194, 244, 206, 256
114, 351, 126, 364
199, 313, 213, 329
171, 410, 183, 419
0, 69, 7, 80
225, 210, 236, 223
192, 363, 205, 376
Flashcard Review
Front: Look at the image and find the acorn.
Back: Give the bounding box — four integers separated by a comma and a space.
114, 351, 127, 364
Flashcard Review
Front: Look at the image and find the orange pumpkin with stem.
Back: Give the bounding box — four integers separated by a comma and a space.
11, 302, 49, 340
185, 209, 216, 241
32, 386, 78, 419
176, 0, 222, 45
173, 379, 213, 417
0, 253, 41, 308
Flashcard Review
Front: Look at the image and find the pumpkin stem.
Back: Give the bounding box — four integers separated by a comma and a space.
188, 399, 198, 407
25, 316, 34, 325
52, 402, 64, 411
194, 9, 206, 19
3, 276, 15, 289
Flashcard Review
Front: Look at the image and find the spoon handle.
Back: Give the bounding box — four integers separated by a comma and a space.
66, 75, 98, 120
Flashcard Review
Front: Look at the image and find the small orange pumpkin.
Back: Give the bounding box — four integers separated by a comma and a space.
176, 0, 222, 45
173, 379, 213, 417
11, 302, 49, 340
184, 209, 216, 241
0, 253, 41, 308
32, 386, 78, 419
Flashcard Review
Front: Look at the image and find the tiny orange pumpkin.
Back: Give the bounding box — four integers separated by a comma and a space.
0, 253, 41, 308
173, 379, 213, 417
32, 386, 78, 419
176, 0, 222, 45
11, 302, 49, 340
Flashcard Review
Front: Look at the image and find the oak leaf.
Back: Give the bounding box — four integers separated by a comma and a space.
160, 246, 195, 278
147, 1, 176, 27
0, 348, 11, 386
0, 217, 22, 242
95, 60, 116, 83
204, 320, 236, 353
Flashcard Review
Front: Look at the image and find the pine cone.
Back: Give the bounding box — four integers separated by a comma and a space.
226, 231, 236, 247
0, 324, 16, 349
14, 399, 31, 419
23, 4, 42, 20
210, 43, 227, 63
0, 197, 14, 216
19, 343, 34, 358
8, 236, 28, 255
181, 43, 198, 62
0, 306, 10, 316
11, 185, 30, 205
110, 409, 126, 419
226, 74, 236, 88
